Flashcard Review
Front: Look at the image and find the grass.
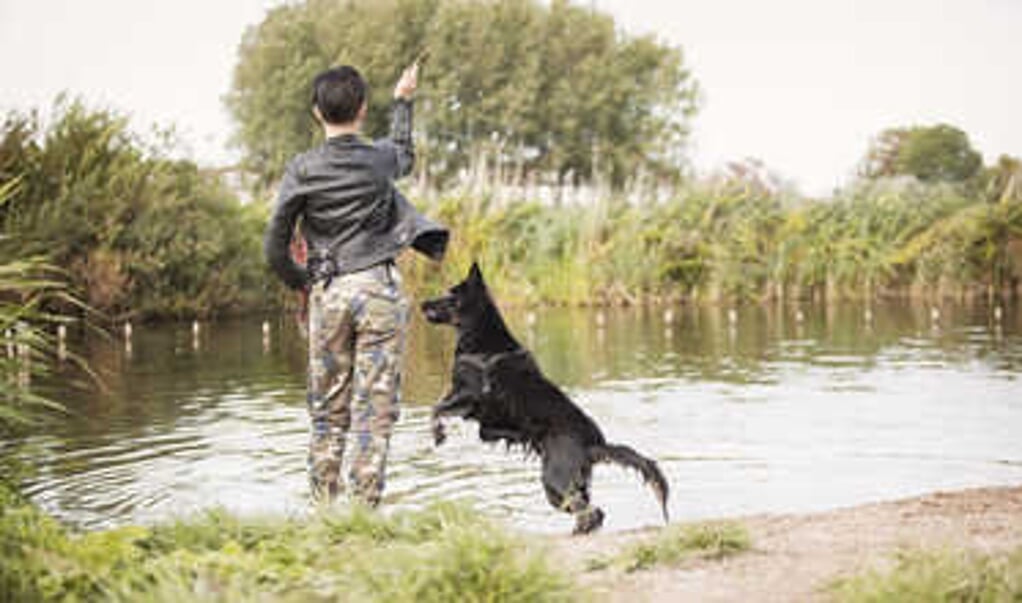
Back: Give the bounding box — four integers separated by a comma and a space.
830, 547, 1022, 602
610, 521, 751, 573
0, 487, 577, 603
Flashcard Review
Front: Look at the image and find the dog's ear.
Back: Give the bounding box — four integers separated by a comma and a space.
468, 261, 483, 284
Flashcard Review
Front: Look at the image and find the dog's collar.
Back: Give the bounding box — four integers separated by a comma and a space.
456, 349, 531, 394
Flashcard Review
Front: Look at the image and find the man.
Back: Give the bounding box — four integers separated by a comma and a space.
265, 63, 448, 506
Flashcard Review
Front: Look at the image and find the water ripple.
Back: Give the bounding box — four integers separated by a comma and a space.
11, 306, 1022, 532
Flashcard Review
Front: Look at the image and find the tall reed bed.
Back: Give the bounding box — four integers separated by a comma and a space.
401, 177, 1022, 305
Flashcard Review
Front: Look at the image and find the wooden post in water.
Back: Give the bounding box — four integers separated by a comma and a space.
929, 306, 942, 335
726, 308, 738, 344
57, 324, 67, 361
124, 321, 133, 358
930, 306, 941, 334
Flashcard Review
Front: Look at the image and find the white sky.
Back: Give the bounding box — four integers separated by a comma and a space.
2, 0, 1020, 195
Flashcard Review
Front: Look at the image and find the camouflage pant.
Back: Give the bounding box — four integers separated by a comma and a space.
306, 262, 408, 506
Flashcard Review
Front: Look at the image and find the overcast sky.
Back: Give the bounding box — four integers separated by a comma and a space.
2, 0, 1020, 195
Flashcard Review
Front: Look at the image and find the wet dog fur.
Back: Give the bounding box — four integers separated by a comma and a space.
421, 263, 669, 534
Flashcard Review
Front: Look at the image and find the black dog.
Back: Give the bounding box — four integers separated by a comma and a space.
421, 263, 669, 534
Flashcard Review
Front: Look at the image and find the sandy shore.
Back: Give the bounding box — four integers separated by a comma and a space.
548, 485, 1022, 602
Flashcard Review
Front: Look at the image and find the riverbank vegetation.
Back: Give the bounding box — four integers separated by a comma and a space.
0, 485, 574, 602
402, 168, 1022, 305
617, 521, 751, 572
0, 99, 272, 320
1, 175, 83, 432
831, 547, 1022, 602
3, 100, 1021, 321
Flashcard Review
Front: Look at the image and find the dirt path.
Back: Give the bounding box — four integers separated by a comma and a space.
548, 485, 1022, 602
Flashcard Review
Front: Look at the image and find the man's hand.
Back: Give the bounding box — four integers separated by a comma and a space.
394, 62, 418, 100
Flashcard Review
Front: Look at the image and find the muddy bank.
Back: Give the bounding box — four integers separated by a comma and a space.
549, 485, 1022, 602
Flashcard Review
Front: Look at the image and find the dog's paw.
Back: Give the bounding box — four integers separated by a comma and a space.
572, 507, 605, 536
431, 417, 447, 446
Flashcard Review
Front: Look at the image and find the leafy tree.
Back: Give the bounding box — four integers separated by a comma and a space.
226, 0, 698, 189
0, 99, 276, 319
861, 123, 982, 183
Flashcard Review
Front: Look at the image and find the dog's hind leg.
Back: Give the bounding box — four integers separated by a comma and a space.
541, 434, 604, 535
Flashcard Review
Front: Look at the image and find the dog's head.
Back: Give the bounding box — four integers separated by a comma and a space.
420, 262, 489, 327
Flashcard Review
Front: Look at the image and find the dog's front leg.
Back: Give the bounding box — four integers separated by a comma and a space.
431, 391, 478, 446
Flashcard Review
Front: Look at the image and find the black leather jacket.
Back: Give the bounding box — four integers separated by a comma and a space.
264, 99, 449, 290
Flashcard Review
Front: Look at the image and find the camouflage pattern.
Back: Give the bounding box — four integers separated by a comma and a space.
306, 263, 408, 506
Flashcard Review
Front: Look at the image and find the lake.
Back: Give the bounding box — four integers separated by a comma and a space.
6, 299, 1022, 533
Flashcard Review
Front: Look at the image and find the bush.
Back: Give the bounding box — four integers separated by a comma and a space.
0, 493, 576, 603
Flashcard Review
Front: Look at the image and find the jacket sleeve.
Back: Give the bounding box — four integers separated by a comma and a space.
264, 159, 310, 290
374, 98, 415, 180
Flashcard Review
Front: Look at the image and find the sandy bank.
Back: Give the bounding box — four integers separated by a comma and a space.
548, 485, 1022, 602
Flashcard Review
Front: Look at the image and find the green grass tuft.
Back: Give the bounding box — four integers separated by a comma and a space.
0, 488, 577, 602
830, 547, 1022, 603
621, 521, 751, 573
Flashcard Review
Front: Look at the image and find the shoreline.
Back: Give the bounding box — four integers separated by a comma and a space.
95, 290, 1019, 326
550, 484, 1022, 602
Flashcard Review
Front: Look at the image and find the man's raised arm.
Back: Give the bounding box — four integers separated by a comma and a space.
377, 62, 419, 179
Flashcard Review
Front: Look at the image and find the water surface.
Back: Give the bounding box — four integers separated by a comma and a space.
8, 300, 1022, 533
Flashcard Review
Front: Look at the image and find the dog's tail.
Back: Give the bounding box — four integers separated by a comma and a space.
591, 443, 670, 523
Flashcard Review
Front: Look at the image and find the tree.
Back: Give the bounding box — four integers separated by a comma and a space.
225, 0, 699, 189
861, 123, 982, 183
1, 99, 275, 318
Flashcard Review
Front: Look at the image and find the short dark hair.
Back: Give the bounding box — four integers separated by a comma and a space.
311, 66, 367, 125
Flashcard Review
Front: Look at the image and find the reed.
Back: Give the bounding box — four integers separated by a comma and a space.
402, 175, 1022, 306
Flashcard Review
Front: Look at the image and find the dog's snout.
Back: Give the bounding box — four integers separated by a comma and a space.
420, 298, 452, 324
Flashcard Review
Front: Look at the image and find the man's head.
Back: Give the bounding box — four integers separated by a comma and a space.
311, 66, 367, 126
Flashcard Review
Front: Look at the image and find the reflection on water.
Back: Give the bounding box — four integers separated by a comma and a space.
5, 300, 1022, 533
